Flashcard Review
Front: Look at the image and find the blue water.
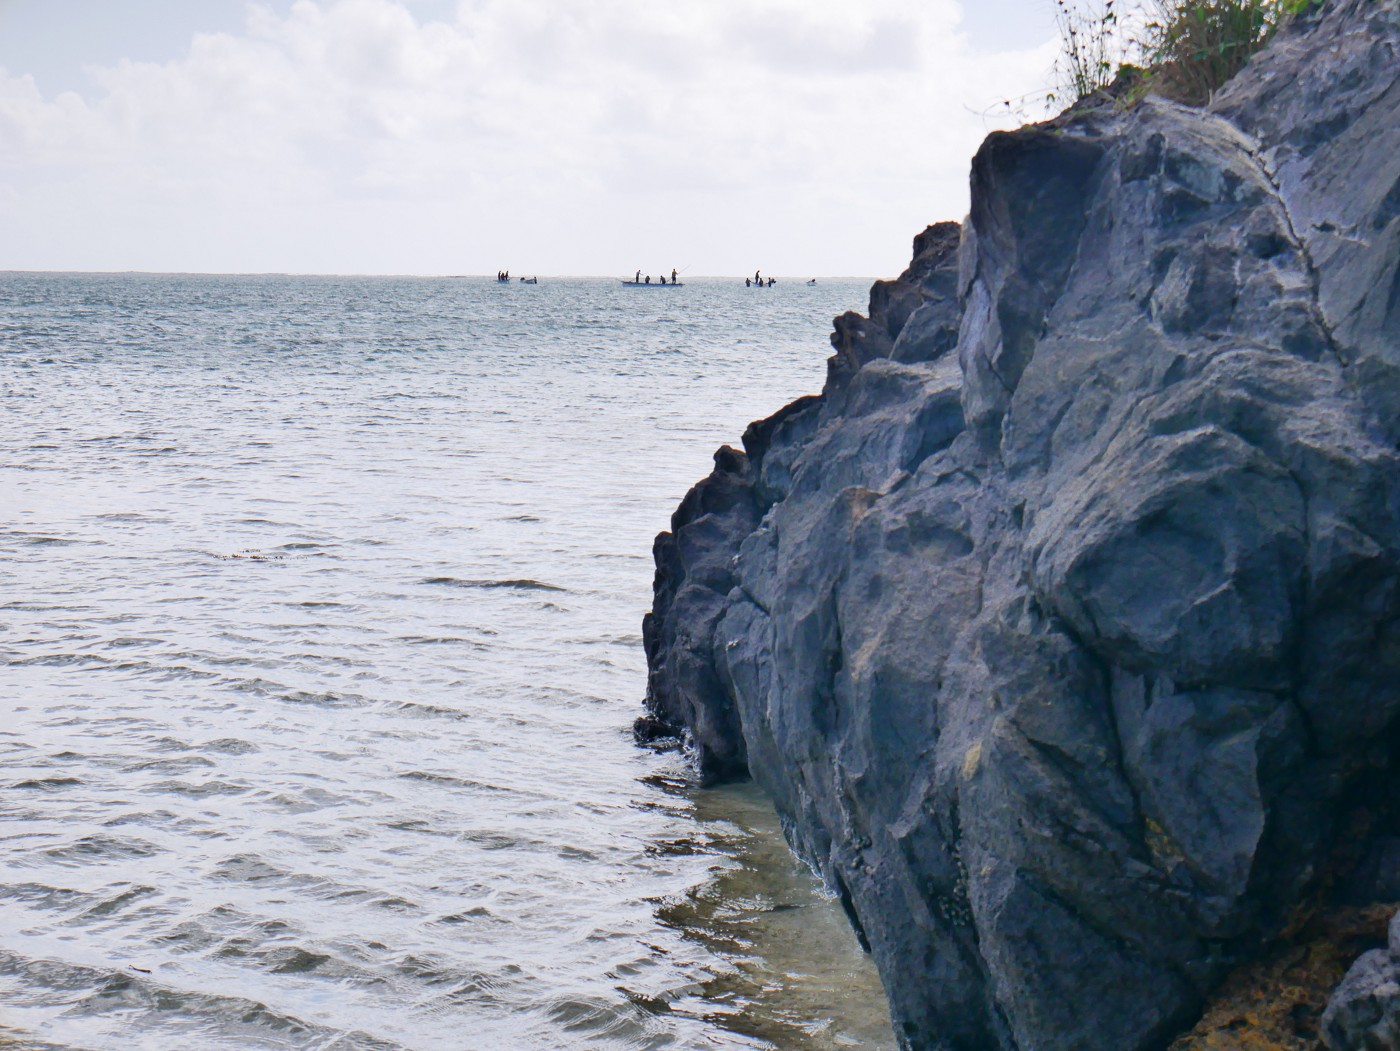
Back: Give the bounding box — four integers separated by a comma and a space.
0, 274, 894, 1050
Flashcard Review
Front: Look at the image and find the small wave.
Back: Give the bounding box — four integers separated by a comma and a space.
544, 995, 665, 1044
148, 779, 251, 798
4, 653, 108, 669
458, 830, 520, 851
390, 699, 471, 721
421, 576, 568, 592
397, 771, 514, 793
274, 687, 373, 709
89, 512, 162, 522
42, 835, 162, 863
208, 853, 290, 884
265, 946, 332, 974
104, 636, 162, 649
126, 756, 216, 774
80, 884, 158, 918
0, 949, 406, 1050
382, 819, 454, 838
395, 635, 489, 648
200, 737, 259, 755
0, 882, 92, 909
7, 534, 88, 547
436, 906, 499, 924
11, 777, 83, 790
0, 602, 90, 612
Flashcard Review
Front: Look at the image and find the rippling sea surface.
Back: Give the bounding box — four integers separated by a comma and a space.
0, 274, 895, 1050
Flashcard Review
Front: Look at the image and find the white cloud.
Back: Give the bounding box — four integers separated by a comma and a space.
0, 0, 1057, 275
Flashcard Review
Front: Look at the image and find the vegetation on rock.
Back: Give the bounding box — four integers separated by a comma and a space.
1051, 0, 1322, 105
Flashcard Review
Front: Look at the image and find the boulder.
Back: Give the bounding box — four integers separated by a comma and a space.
1323, 912, 1400, 1050
642, 1, 1400, 1047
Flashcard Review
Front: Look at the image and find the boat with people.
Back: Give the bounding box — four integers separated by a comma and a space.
495, 270, 510, 282
519, 276, 538, 284
622, 267, 684, 287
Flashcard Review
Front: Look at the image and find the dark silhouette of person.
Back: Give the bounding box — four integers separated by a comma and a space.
635, 270, 641, 283
745, 277, 751, 287
645, 275, 651, 284
754, 270, 761, 284
671, 269, 678, 283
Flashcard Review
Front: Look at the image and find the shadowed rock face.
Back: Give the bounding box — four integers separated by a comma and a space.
642, 1, 1400, 1048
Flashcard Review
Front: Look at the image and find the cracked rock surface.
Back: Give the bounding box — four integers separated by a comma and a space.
642, 1, 1400, 1048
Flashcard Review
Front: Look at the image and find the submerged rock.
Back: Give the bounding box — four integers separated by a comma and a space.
643, 1, 1400, 1048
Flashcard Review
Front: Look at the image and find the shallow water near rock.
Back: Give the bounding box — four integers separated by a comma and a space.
0, 273, 895, 1050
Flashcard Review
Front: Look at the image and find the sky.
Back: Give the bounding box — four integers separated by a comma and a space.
0, 0, 1059, 277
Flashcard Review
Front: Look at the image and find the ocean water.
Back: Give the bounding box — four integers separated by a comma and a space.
0, 274, 895, 1051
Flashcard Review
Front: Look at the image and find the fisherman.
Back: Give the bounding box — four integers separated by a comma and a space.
671, 268, 678, 284
660, 275, 667, 285
754, 269, 761, 284
745, 277, 751, 287
635, 270, 641, 283
645, 275, 651, 284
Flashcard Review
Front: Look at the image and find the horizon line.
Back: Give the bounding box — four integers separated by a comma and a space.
1, 268, 879, 281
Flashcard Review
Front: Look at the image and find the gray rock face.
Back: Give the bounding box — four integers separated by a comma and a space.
642, 2, 1400, 1048
1323, 912, 1400, 1050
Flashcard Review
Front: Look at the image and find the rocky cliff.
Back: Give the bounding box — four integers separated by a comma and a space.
641, 1, 1400, 1048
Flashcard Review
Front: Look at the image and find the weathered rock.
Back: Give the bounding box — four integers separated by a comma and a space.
641, 443, 759, 780
642, 1, 1400, 1048
1323, 912, 1400, 1050
831, 221, 963, 381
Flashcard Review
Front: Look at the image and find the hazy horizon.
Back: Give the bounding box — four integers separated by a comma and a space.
1, 268, 880, 279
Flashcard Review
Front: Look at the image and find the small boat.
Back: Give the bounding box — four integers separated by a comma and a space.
621, 280, 684, 287
520, 276, 538, 284
807, 279, 817, 286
